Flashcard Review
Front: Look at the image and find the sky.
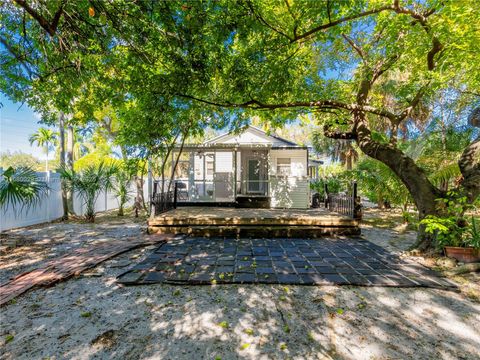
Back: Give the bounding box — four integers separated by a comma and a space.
0, 93, 48, 160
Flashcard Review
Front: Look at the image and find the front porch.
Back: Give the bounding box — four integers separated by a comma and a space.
164, 141, 316, 209
147, 206, 360, 237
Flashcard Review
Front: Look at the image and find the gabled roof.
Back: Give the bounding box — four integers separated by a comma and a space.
204, 125, 300, 147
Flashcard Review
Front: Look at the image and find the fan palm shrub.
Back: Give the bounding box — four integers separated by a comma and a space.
59, 162, 117, 222
0, 166, 48, 212
113, 167, 133, 216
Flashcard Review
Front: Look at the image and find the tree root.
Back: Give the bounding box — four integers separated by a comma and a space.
445, 263, 480, 276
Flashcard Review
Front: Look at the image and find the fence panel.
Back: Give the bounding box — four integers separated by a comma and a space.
0, 172, 63, 231
324, 182, 362, 219
1, 172, 151, 231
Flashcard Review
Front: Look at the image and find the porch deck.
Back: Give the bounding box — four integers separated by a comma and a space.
147, 207, 360, 237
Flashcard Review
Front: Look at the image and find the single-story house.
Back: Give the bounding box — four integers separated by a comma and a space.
169, 126, 323, 209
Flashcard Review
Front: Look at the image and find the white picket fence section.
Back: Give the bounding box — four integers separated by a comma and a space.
1, 171, 149, 231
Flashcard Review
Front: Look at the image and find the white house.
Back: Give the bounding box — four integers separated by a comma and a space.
169, 126, 322, 209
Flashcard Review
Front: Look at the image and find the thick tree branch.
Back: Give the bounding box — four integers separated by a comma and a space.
177, 93, 397, 120
13, 0, 64, 36
323, 125, 357, 140
245, 0, 293, 41
342, 34, 366, 62
292, 5, 395, 43
395, 84, 429, 123
458, 135, 480, 202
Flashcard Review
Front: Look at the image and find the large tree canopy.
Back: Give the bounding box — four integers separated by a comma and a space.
1, 0, 479, 249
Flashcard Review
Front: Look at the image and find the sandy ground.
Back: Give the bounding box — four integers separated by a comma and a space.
0, 209, 479, 360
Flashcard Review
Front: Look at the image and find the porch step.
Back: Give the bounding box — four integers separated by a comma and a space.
235, 195, 270, 209
147, 225, 361, 238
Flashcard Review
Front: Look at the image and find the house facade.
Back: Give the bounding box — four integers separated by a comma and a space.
170, 126, 322, 209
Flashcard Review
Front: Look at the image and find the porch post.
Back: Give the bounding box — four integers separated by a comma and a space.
188, 150, 194, 201
233, 149, 237, 199
171, 150, 175, 187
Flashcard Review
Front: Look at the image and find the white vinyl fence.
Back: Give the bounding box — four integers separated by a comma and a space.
1, 171, 149, 231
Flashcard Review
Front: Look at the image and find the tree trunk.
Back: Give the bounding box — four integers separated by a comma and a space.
66, 125, 75, 214
346, 153, 353, 170
134, 175, 144, 217
58, 113, 68, 220
353, 111, 443, 250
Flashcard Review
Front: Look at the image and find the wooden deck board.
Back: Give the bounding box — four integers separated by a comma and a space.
148, 207, 358, 227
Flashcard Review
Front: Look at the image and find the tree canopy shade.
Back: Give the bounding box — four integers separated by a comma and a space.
1, 0, 479, 250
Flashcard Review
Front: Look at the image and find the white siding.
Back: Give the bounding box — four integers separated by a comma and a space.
215, 151, 233, 172
269, 149, 309, 209
270, 177, 310, 209
269, 149, 307, 177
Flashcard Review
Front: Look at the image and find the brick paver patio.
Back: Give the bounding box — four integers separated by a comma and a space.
117, 237, 456, 289
0, 234, 173, 306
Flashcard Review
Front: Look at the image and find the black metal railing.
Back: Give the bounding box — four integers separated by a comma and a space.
151, 181, 177, 215
325, 182, 362, 219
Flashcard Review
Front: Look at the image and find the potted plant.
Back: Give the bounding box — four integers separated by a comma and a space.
444, 216, 480, 263
422, 214, 480, 263
421, 193, 480, 262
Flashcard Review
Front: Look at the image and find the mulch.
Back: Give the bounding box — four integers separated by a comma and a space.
0, 234, 176, 306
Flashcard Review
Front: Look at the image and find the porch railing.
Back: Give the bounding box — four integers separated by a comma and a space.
151, 181, 177, 215
325, 182, 362, 219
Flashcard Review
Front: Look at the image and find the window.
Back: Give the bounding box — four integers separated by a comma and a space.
175, 161, 190, 179
276, 158, 291, 176
206, 160, 214, 176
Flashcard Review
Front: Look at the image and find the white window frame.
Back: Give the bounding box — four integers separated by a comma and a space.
276, 158, 291, 176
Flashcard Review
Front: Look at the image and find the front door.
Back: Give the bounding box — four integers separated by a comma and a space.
247, 158, 262, 193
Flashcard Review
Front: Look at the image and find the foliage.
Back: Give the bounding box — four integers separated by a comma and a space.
310, 176, 343, 197
112, 166, 134, 216
420, 215, 465, 249
29, 128, 57, 153
29, 127, 58, 171
466, 216, 480, 249
59, 162, 117, 222
347, 157, 412, 209
420, 193, 475, 249
1, 0, 480, 250
0, 166, 48, 212
0, 151, 42, 171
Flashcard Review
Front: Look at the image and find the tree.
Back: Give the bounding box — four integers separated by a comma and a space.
58, 112, 68, 219
1, 0, 479, 251
0, 151, 42, 170
135, 0, 478, 250
28, 128, 57, 172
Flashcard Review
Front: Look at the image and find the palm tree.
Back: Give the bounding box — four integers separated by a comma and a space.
59, 162, 117, 222
312, 132, 359, 170
29, 128, 58, 172
0, 166, 48, 212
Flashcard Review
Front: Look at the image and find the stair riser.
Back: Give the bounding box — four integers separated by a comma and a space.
148, 226, 361, 238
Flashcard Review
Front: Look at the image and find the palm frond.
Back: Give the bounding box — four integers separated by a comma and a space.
0, 166, 49, 212
429, 163, 461, 186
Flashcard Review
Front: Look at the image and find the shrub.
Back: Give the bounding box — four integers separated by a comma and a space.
60, 162, 117, 222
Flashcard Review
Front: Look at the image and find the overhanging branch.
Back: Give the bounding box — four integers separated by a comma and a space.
13, 0, 64, 36
177, 93, 397, 120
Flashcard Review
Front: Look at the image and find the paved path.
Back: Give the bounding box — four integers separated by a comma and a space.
0, 234, 173, 306
117, 237, 456, 289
